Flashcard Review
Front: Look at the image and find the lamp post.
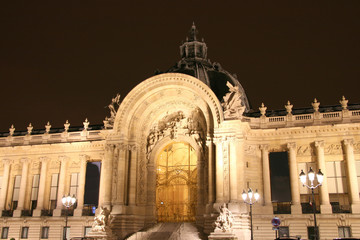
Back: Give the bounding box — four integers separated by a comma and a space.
242, 188, 260, 240
299, 167, 323, 240
62, 194, 76, 240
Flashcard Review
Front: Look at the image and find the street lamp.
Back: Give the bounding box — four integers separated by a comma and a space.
242, 188, 260, 240
62, 194, 76, 240
299, 167, 323, 240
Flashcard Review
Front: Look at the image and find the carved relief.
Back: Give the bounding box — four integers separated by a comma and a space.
244, 145, 257, 156
213, 203, 234, 233
49, 159, 60, 169
354, 142, 360, 153
297, 145, 313, 156
324, 144, 342, 155
146, 108, 205, 160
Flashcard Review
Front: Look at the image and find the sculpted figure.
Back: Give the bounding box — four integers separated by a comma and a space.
222, 81, 245, 119
91, 207, 111, 232
214, 203, 234, 232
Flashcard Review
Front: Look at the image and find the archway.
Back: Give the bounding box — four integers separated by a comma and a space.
156, 142, 197, 222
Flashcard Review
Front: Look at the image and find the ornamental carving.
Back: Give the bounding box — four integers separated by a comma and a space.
221, 81, 245, 120
244, 145, 257, 156
354, 142, 360, 153
297, 145, 313, 156
324, 144, 342, 155
146, 108, 205, 159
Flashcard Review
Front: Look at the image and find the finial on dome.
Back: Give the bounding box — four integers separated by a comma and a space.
189, 22, 198, 41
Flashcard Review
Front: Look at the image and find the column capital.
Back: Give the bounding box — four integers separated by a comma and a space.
314, 140, 325, 148
2, 158, 13, 165
58, 155, 69, 163
79, 154, 90, 162
39, 156, 50, 163
128, 144, 137, 151
259, 144, 269, 151
287, 142, 297, 150
20, 158, 31, 164
343, 139, 354, 147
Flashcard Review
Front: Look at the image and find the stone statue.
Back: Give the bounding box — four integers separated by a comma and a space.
91, 207, 112, 232
104, 94, 121, 129
214, 203, 234, 233
222, 82, 245, 119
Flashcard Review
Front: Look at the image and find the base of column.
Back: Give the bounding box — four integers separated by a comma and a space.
209, 231, 238, 240
74, 208, 83, 217
13, 209, 22, 217
52, 208, 62, 217
228, 203, 241, 214
291, 204, 302, 214
320, 204, 332, 214
258, 205, 273, 215
351, 204, 360, 214
32, 209, 42, 217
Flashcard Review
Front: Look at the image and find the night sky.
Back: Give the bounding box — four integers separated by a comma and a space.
1, 1, 360, 132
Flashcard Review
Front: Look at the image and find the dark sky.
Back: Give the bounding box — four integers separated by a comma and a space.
1, 1, 360, 132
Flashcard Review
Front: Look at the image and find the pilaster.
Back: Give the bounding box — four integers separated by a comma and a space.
287, 142, 301, 214
53, 156, 69, 217
74, 154, 89, 217
33, 157, 49, 217
13, 158, 30, 217
260, 144, 273, 214
0, 159, 12, 216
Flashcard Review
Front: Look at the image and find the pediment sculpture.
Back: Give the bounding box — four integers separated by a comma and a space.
104, 94, 121, 129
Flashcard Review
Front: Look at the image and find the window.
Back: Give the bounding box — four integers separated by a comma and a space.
12, 175, 21, 210
307, 226, 319, 240
269, 152, 291, 202
31, 174, 40, 211
278, 226, 289, 238
1, 227, 8, 239
339, 226, 351, 238
84, 226, 92, 236
70, 173, 80, 197
41, 227, 49, 239
49, 174, 59, 210
326, 161, 347, 193
21, 227, 29, 239
84, 162, 101, 207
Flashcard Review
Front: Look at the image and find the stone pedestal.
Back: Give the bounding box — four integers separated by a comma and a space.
86, 231, 112, 240
52, 208, 62, 217
13, 210, 21, 217
351, 204, 360, 214
320, 204, 332, 214
209, 230, 238, 240
291, 204, 302, 214
32, 209, 42, 217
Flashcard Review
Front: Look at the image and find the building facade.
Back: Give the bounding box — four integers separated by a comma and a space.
0, 25, 360, 240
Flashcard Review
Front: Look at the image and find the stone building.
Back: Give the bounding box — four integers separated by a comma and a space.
0, 24, 360, 240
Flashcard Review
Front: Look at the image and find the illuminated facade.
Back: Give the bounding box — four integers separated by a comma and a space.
0, 24, 360, 240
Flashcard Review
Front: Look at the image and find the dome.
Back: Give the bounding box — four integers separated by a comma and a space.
166, 23, 251, 112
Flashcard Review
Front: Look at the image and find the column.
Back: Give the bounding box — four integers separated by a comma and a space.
98, 144, 114, 208
229, 138, 238, 202
343, 139, 360, 213
287, 142, 301, 214
215, 138, 224, 203
13, 158, 30, 217
260, 145, 272, 207
315, 140, 332, 214
0, 160, 11, 216
33, 157, 48, 217
53, 156, 68, 216
128, 144, 137, 205
74, 155, 88, 216
206, 137, 215, 205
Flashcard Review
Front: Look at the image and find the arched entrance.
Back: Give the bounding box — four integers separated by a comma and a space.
156, 142, 197, 222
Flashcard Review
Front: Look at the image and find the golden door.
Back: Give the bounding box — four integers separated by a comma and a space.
156, 142, 197, 222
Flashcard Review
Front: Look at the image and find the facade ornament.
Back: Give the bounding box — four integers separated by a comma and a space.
314, 140, 325, 149
340, 96, 348, 110
221, 81, 245, 119
64, 120, 70, 132
9, 124, 15, 136
213, 203, 234, 233
27, 123, 33, 135
45, 122, 51, 134
104, 94, 121, 129
312, 98, 320, 112
259, 103, 267, 117
285, 101, 293, 115
83, 118, 90, 131
146, 109, 205, 159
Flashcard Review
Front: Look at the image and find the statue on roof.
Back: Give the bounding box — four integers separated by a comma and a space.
221, 81, 245, 119
104, 94, 121, 129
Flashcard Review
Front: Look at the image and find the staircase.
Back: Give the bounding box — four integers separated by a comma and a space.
126, 222, 208, 240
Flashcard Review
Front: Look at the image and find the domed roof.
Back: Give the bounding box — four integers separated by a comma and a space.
166, 23, 251, 112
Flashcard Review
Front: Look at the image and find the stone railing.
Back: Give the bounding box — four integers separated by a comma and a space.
0, 129, 104, 147
243, 109, 360, 129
